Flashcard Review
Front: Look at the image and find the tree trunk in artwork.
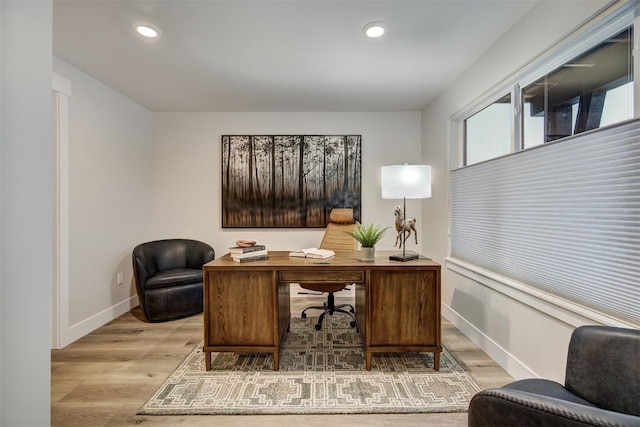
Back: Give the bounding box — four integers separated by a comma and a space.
322, 138, 327, 224
224, 136, 230, 225
298, 137, 306, 227
271, 136, 276, 225
248, 136, 256, 225
343, 136, 349, 198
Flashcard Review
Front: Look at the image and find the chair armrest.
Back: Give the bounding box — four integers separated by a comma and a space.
468, 388, 640, 427
132, 252, 156, 288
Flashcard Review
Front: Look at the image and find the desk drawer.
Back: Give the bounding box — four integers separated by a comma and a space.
280, 270, 364, 283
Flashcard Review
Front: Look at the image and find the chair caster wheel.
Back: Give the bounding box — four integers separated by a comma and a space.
315, 324, 322, 330
301, 313, 307, 319
350, 321, 357, 328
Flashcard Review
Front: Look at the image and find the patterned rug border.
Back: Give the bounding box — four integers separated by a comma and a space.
138, 317, 481, 416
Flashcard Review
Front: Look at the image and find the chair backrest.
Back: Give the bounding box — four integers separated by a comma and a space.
564, 325, 640, 416
299, 209, 357, 293
319, 208, 358, 251
133, 239, 215, 285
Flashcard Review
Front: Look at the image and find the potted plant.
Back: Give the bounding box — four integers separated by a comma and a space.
346, 222, 389, 261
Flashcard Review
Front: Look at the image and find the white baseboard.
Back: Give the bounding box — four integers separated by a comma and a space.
442, 302, 537, 381
59, 295, 139, 348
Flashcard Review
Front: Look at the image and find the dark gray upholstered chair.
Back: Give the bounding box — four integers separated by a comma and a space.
468, 325, 640, 427
132, 239, 215, 322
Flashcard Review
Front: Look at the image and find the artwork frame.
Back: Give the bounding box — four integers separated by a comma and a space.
222, 135, 362, 228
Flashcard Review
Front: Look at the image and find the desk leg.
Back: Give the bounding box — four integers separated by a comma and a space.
434, 351, 440, 371
365, 351, 372, 371
205, 351, 211, 371
273, 351, 279, 371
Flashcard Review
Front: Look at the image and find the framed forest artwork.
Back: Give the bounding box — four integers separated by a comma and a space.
222, 135, 362, 228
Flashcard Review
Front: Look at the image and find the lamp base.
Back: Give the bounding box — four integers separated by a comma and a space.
389, 253, 419, 262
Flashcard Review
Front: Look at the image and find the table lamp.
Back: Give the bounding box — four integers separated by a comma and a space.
381, 164, 432, 261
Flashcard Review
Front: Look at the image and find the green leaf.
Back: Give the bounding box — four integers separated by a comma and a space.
345, 222, 390, 247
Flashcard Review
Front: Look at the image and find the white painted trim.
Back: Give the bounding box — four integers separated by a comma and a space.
52, 72, 71, 349
445, 257, 637, 329
634, 13, 639, 119
52, 72, 71, 96
63, 296, 140, 346
442, 302, 537, 381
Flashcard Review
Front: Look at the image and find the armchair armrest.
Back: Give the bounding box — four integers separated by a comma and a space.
469, 388, 640, 427
132, 252, 157, 288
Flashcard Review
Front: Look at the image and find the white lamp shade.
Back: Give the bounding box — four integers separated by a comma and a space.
381, 164, 432, 199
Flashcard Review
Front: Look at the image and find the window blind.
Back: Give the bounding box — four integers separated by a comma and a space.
451, 120, 640, 326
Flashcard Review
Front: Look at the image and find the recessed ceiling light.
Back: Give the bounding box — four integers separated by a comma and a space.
135, 24, 160, 38
363, 22, 386, 38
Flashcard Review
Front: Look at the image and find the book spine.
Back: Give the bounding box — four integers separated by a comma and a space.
232, 249, 267, 259
233, 255, 268, 263
229, 245, 266, 254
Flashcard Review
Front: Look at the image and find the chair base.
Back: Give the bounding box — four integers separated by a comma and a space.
301, 292, 358, 331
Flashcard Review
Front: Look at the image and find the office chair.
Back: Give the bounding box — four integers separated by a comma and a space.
300, 208, 359, 330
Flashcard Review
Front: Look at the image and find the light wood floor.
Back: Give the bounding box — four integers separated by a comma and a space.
51, 296, 514, 427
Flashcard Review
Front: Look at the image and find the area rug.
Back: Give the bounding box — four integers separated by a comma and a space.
138, 316, 481, 415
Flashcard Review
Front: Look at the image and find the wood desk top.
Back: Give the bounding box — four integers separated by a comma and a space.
204, 250, 440, 270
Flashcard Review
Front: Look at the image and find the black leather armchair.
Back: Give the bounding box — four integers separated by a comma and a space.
468, 325, 640, 427
132, 239, 215, 322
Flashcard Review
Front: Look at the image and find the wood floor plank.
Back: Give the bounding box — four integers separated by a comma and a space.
52, 402, 124, 427
51, 298, 515, 427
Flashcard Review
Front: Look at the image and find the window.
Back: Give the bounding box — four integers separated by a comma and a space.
465, 94, 512, 165
522, 27, 634, 148
461, 21, 635, 164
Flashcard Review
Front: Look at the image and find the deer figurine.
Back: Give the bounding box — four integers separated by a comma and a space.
393, 205, 418, 249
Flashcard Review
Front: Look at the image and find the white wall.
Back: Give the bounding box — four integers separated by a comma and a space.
152, 112, 423, 256
422, 0, 610, 382
1, 2, 52, 425
52, 58, 153, 343
49, 65, 422, 344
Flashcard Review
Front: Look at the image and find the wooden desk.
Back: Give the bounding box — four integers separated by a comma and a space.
202, 251, 441, 371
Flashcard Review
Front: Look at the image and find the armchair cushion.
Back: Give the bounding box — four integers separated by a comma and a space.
145, 268, 203, 290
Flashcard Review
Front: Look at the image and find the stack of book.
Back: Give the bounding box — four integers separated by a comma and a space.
229, 244, 268, 263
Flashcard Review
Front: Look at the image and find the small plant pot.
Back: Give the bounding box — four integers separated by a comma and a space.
360, 247, 376, 262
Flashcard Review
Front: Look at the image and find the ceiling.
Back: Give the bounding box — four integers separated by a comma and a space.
53, 0, 539, 112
